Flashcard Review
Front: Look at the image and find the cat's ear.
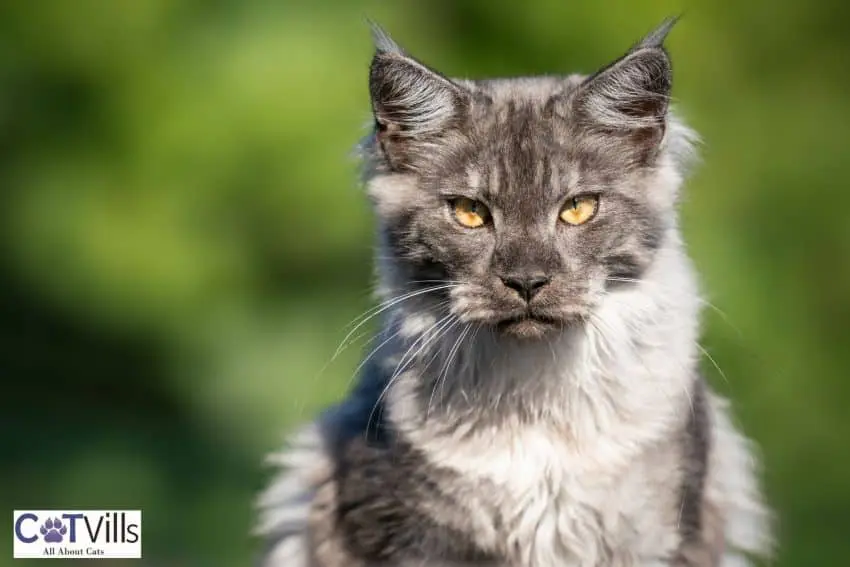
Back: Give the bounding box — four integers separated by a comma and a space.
573, 17, 678, 153
368, 23, 470, 169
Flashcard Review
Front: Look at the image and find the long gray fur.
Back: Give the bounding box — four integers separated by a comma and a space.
255, 18, 773, 567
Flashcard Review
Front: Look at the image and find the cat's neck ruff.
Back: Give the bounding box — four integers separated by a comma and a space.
385, 230, 702, 480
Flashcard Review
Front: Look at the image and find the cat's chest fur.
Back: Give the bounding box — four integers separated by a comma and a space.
404, 420, 683, 567
378, 303, 694, 566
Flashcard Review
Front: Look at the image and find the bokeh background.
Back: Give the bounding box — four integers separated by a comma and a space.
1, 0, 848, 565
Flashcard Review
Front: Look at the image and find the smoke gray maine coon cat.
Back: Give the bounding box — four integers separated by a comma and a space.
255, 18, 773, 567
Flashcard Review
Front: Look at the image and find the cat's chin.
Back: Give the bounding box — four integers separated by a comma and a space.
495, 315, 562, 340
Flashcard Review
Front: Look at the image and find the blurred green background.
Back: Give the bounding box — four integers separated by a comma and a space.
1, 0, 848, 565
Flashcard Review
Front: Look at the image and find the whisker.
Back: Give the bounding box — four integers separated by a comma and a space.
427, 322, 471, 419
696, 343, 729, 385
343, 284, 457, 332
341, 298, 453, 398
366, 312, 458, 434
341, 325, 405, 393
391, 313, 459, 385
457, 324, 481, 408
331, 284, 458, 361
604, 276, 742, 338
406, 279, 465, 285
588, 312, 694, 421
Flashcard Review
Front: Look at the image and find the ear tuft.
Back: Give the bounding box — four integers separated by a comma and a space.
636, 16, 680, 50
368, 20, 404, 56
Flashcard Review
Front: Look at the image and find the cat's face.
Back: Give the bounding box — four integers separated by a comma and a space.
365, 21, 690, 338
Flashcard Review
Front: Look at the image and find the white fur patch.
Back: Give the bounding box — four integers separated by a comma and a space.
255, 425, 328, 567
708, 395, 775, 564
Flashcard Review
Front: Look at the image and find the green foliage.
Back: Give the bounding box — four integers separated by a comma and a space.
1, 1, 847, 564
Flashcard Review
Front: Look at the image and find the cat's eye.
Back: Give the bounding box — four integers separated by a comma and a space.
451, 198, 490, 228
559, 195, 599, 226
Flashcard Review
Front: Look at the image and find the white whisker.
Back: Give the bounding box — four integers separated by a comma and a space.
366, 312, 458, 433
696, 343, 729, 385
427, 322, 471, 419
331, 284, 458, 361
605, 276, 742, 338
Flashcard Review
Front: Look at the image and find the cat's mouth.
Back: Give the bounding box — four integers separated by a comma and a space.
496, 312, 562, 339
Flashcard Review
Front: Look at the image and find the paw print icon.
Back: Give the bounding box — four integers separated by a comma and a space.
40, 518, 67, 543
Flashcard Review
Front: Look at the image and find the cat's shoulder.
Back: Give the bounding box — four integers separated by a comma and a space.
253, 359, 393, 566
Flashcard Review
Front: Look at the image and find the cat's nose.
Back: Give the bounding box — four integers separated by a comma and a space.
500, 274, 551, 302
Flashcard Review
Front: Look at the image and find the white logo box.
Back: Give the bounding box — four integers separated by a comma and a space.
13, 510, 142, 559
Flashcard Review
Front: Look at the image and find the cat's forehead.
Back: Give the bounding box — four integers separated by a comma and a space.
461, 74, 586, 105
439, 76, 587, 196
453, 74, 588, 154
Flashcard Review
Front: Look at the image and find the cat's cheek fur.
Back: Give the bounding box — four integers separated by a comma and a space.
366, 173, 423, 219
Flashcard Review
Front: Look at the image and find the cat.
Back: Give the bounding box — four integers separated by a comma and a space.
254, 17, 774, 567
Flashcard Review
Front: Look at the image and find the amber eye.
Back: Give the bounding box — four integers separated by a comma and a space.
559, 195, 599, 226
451, 198, 491, 228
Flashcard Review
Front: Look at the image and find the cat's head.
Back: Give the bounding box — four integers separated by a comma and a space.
363, 19, 696, 339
